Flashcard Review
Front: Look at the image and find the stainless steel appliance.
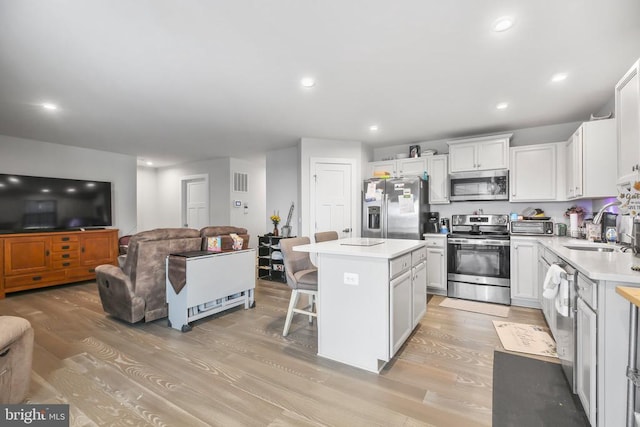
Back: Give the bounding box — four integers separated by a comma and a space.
449, 170, 509, 201
602, 212, 618, 242
362, 177, 429, 239
556, 263, 578, 393
425, 212, 440, 234
447, 214, 511, 305
510, 220, 554, 235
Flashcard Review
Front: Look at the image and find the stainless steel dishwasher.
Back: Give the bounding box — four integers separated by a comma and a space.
555, 262, 578, 393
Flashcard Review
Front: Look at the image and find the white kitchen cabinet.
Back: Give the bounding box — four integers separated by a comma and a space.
411, 261, 427, 328
398, 157, 427, 178
447, 133, 511, 173
510, 143, 557, 201
367, 158, 427, 179
565, 119, 616, 200
576, 296, 597, 425
616, 58, 640, 185
368, 160, 398, 178
425, 235, 447, 295
426, 155, 449, 204
390, 270, 413, 356
510, 238, 540, 308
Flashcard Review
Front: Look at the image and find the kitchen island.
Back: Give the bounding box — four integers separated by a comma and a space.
294, 238, 427, 373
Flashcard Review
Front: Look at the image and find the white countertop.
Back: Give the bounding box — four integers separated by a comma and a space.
512, 235, 640, 283
293, 237, 424, 259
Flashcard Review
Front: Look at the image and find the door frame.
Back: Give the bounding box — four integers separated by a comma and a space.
308, 157, 359, 239
180, 174, 209, 228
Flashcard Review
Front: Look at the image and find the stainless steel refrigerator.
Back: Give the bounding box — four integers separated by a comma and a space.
362, 176, 429, 239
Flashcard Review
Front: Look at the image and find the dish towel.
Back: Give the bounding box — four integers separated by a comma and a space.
555, 278, 570, 317
542, 264, 564, 299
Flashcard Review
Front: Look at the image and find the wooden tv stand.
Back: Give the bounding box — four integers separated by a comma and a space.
0, 229, 119, 299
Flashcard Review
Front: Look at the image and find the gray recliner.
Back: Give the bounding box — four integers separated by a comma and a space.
96, 228, 203, 323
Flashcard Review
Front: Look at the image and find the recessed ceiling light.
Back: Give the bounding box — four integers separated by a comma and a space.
41, 103, 58, 111
369, 125, 379, 132
301, 77, 315, 88
493, 17, 514, 32
551, 73, 568, 83
496, 102, 509, 110
66, 187, 76, 193
8, 177, 19, 183
146, 161, 153, 166
41, 188, 50, 193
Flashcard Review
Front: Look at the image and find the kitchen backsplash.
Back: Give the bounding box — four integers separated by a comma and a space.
433, 199, 603, 225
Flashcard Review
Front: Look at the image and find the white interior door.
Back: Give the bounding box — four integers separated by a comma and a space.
311, 161, 353, 238
181, 175, 209, 229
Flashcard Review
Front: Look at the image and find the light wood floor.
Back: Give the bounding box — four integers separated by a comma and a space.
0, 280, 554, 427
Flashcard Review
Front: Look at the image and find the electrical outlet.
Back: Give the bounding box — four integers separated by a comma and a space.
343, 272, 359, 285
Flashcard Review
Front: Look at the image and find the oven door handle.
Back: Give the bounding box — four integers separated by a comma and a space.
448, 238, 511, 247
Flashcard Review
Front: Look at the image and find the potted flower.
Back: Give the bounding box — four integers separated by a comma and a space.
270, 212, 281, 236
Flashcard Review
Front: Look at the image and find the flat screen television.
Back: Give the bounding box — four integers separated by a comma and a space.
0, 173, 112, 233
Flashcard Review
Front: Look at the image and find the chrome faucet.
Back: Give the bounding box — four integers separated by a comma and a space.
593, 201, 621, 225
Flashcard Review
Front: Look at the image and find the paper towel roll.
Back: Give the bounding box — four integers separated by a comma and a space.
569, 213, 579, 237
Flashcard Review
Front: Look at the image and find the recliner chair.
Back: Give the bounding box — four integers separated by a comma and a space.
96, 228, 203, 323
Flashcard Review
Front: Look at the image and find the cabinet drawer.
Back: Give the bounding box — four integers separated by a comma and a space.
425, 237, 445, 248
66, 266, 98, 281
52, 259, 80, 270
411, 247, 427, 266
390, 254, 411, 278
51, 235, 78, 243
52, 242, 79, 252
4, 270, 66, 289
577, 274, 597, 310
51, 252, 79, 262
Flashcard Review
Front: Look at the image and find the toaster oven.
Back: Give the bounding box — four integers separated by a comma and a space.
510, 220, 554, 235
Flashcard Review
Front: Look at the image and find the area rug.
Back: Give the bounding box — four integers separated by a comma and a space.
439, 297, 510, 317
492, 351, 588, 426
492, 321, 558, 358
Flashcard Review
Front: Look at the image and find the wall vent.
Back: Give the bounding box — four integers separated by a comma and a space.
233, 172, 248, 192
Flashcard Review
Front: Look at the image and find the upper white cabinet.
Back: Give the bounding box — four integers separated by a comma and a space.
368, 160, 398, 178
398, 157, 427, 178
565, 119, 616, 199
510, 143, 558, 201
448, 134, 511, 173
368, 158, 427, 178
426, 155, 449, 204
616, 59, 640, 185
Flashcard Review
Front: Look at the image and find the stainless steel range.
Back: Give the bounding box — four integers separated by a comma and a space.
447, 214, 511, 305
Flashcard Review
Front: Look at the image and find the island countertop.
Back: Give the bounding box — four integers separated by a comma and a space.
293, 237, 425, 259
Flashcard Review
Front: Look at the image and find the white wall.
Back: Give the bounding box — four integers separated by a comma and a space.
299, 137, 366, 239
0, 134, 137, 236
151, 157, 265, 247
137, 166, 159, 231
266, 146, 298, 236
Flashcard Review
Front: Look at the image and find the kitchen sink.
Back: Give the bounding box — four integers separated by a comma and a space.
563, 245, 618, 252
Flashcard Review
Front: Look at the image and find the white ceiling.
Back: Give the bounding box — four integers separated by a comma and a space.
1, 1, 639, 167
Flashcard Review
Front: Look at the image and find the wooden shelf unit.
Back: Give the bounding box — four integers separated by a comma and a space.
0, 229, 118, 298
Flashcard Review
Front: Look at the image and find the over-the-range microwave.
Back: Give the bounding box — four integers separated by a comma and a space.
449, 170, 509, 201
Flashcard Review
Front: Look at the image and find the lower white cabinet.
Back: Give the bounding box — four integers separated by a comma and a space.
576, 286, 597, 425
412, 261, 427, 328
425, 236, 447, 295
510, 238, 540, 308
390, 270, 413, 355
